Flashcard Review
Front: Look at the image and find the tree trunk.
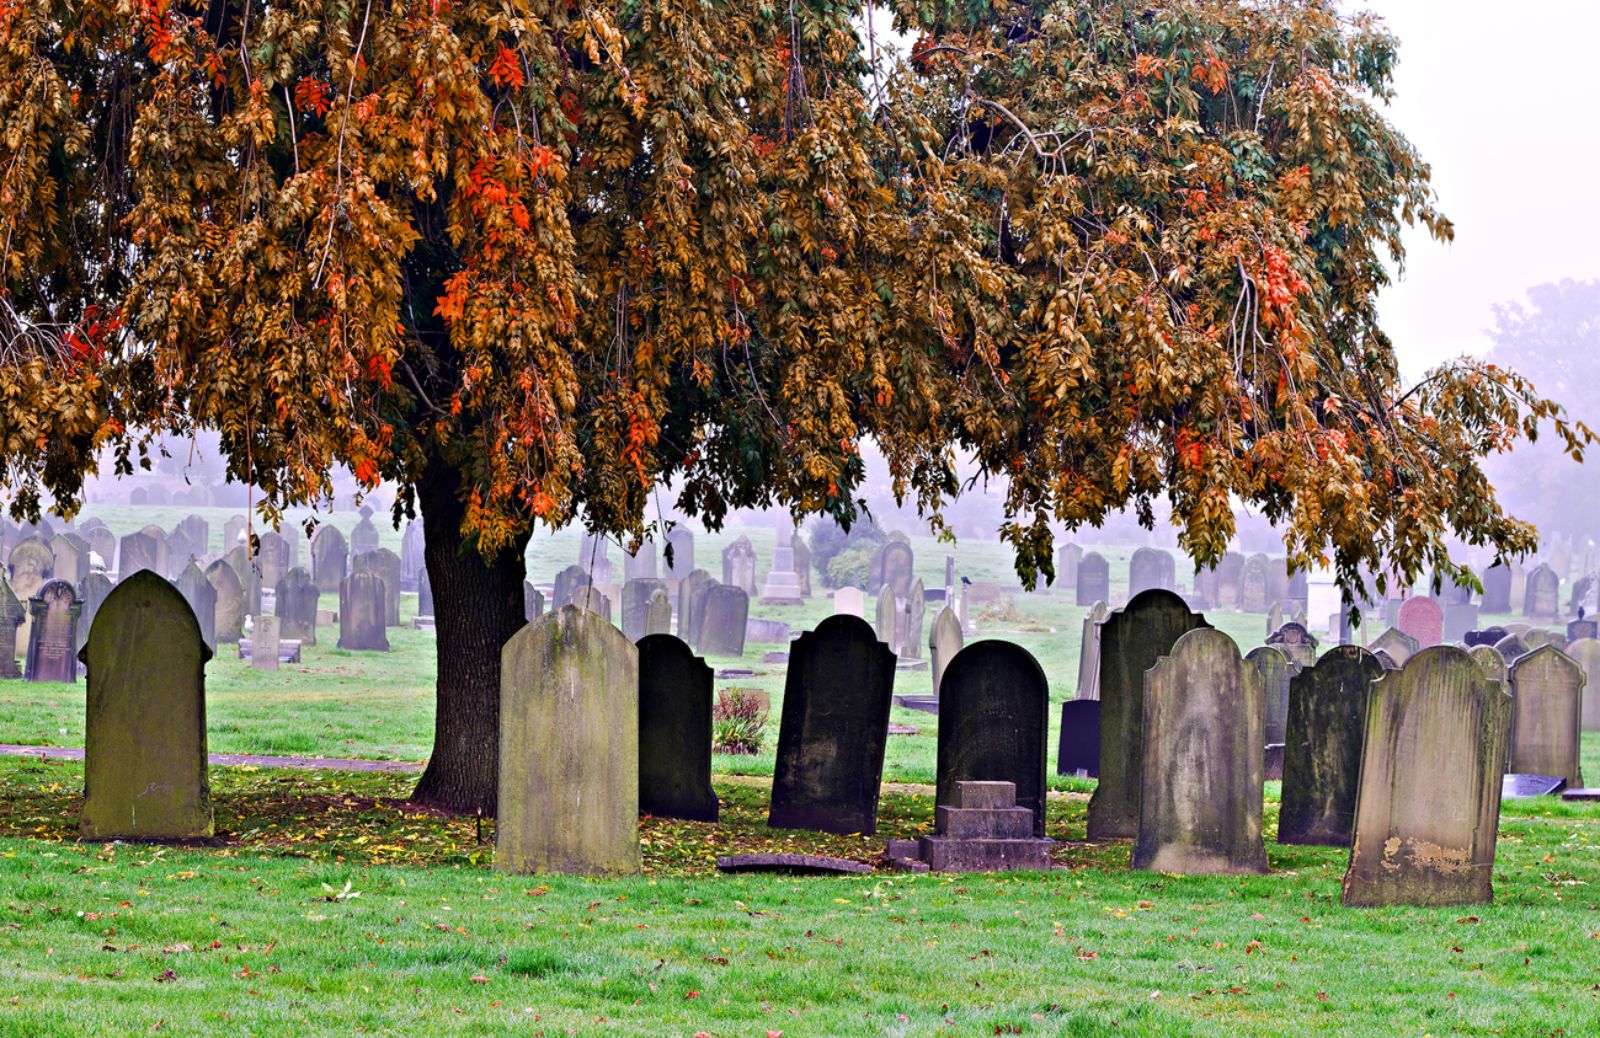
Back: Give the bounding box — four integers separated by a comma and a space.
408, 456, 530, 814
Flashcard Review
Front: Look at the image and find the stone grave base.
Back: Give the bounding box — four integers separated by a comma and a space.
1562, 788, 1600, 802
412, 616, 436, 631
884, 781, 1053, 874
237, 639, 304, 664
1502, 774, 1568, 799
895, 658, 929, 672
892, 694, 940, 714
716, 854, 871, 875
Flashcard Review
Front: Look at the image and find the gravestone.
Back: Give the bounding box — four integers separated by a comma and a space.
1265, 602, 1283, 639
400, 519, 425, 591
76, 572, 113, 654
353, 549, 402, 626
1481, 563, 1512, 614
1466, 626, 1508, 649
205, 561, 244, 644
1433, 570, 1474, 606
165, 528, 196, 578
900, 578, 927, 659
643, 589, 673, 637
276, 568, 320, 644
255, 531, 290, 592
697, 584, 748, 657
253, 614, 284, 671
84, 525, 116, 572
349, 512, 380, 556
173, 561, 218, 650
1056, 699, 1100, 776
676, 569, 712, 644
1468, 644, 1507, 684
721, 536, 757, 596
176, 515, 208, 555
1524, 564, 1560, 619
636, 634, 717, 822
0, 577, 22, 677
663, 527, 695, 581
51, 534, 88, 586
875, 587, 899, 653
524, 581, 545, 622
878, 541, 915, 599
792, 533, 812, 597
570, 585, 612, 621
1216, 552, 1245, 606
1568, 638, 1600, 733
1443, 602, 1481, 645
1507, 646, 1585, 786
621, 578, 669, 642
1127, 547, 1175, 596
304, 527, 344, 595
936, 641, 1049, 837
1248, 645, 1298, 746
1266, 621, 1318, 667
1191, 564, 1220, 611
223, 516, 247, 554
832, 586, 866, 618
79, 571, 214, 841
1057, 544, 1082, 592
137, 525, 171, 577
552, 564, 589, 609
1279, 646, 1384, 846
1342, 646, 1511, 907
768, 615, 897, 834
622, 539, 658, 582
1238, 555, 1270, 612
1132, 628, 1268, 875
1493, 633, 1530, 661
758, 526, 804, 605
1567, 617, 1599, 643
417, 566, 434, 618
9, 537, 54, 649
1075, 601, 1109, 700
1523, 628, 1564, 651
1086, 589, 1212, 840
1368, 626, 1419, 668
1396, 596, 1444, 648
497, 606, 639, 874
337, 572, 390, 651
25, 580, 80, 683
928, 606, 963, 696
1075, 552, 1110, 606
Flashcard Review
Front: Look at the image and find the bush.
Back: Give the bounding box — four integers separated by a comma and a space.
809, 514, 884, 589
712, 689, 770, 755
825, 544, 876, 590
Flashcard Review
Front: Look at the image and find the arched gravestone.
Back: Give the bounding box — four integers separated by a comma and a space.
928, 606, 964, 696
1286, 568, 1309, 609
620, 578, 669, 642
353, 549, 402, 626
878, 541, 915, 600
138, 525, 172, 578
1057, 543, 1082, 590
1215, 552, 1244, 605
1127, 547, 1175, 596
1481, 563, 1512, 613
570, 585, 612, 621
1247, 645, 1299, 746
75, 572, 113, 654
400, 519, 425, 591
1568, 638, 1600, 733
338, 571, 390, 651
697, 584, 749, 657
832, 586, 865, 618
1493, 633, 1529, 662
1367, 626, 1419, 668
350, 513, 380, 556
1266, 621, 1318, 667
769, 614, 897, 835
622, 539, 658, 582
205, 560, 245, 644
1567, 616, 1598, 643
1075, 552, 1110, 606
173, 561, 218, 650
1465, 626, 1507, 648
257, 531, 292, 590
676, 569, 712, 645
1075, 601, 1109, 700
1507, 645, 1585, 786
1396, 597, 1444, 648
636, 634, 718, 822
1468, 644, 1507, 684
1056, 699, 1100, 776
25, 579, 81, 683
663, 527, 695, 581
84, 525, 116, 571
552, 564, 589, 609
874, 587, 899, 653
1521, 628, 1564, 652
51, 534, 88, 586
643, 590, 673, 637
79, 571, 214, 841
497, 606, 640, 874
1132, 629, 1268, 875
1523, 563, 1560, 619
0, 576, 22, 678
276, 568, 320, 644
721, 535, 757, 596
935, 641, 1049, 837
8, 537, 53, 650
1279, 646, 1384, 846
1238, 555, 1271, 613
1086, 589, 1212, 840
309, 524, 348, 593
901, 579, 927, 661
1342, 646, 1511, 907
165, 527, 197, 579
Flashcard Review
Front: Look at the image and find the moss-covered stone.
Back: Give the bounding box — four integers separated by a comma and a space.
1280, 646, 1383, 846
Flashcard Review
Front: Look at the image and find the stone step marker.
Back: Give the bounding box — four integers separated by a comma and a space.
497, 606, 639, 875
885, 781, 1053, 873
1279, 646, 1385, 846
935, 641, 1049, 838
79, 571, 214, 841
1133, 628, 1268, 875
1342, 646, 1512, 907
637, 634, 718, 823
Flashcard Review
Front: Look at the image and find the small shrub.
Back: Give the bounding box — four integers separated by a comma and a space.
712, 688, 770, 755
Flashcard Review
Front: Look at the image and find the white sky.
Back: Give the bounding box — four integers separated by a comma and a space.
1364, 0, 1600, 377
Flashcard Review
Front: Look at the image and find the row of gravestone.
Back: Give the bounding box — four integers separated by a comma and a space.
572, 528, 816, 602
547, 568, 753, 657
1060, 546, 1306, 613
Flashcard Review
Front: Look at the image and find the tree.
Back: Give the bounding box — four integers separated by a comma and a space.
1, 0, 1588, 811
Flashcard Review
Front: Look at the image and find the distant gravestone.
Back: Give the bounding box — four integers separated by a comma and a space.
337, 572, 390, 651
276, 568, 320, 644
498, 606, 640, 874
350, 513, 380, 556
9, 537, 54, 649
177, 515, 208, 554
1190, 565, 1220, 610
1396, 597, 1444, 648
1075, 601, 1109, 700
0, 577, 23, 677
637, 634, 717, 822
928, 606, 963, 696
1056, 699, 1100, 776
76, 572, 113, 654
1057, 544, 1082, 591
1465, 626, 1507, 648
524, 581, 545, 622
1567, 617, 1599, 643
1523, 628, 1564, 652
552, 564, 589, 609
1568, 638, 1600, 733
256, 531, 290, 592
1248, 645, 1299, 746
1469, 644, 1507, 685
936, 641, 1049, 837
252, 614, 281, 672
205, 561, 245, 644
25, 579, 80, 683
1266, 621, 1318, 667
400, 519, 425, 592
569, 584, 612, 621
1279, 646, 1384, 846
791, 534, 812, 597
1493, 633, 1530, 662
223, 516, 247, 554
676, 569, 712, 644
353, 549, 402, 626
1086, 590, 1212, 840
577, 532, 613, 583
1075, 552, 1110, 606
1238, 556, 1270, 613
1507, 646, 1585, 786
1524, 564, 1560, 619
1482, 563, 1512, 614
721, 536, 757, 596
165, 528, 196, 579
1342, 646, 1511, 907
875, 586, 899, 653
79, 571, 213, 841
879, 541, 915, 599
697, 584, 748, 657
621, 577, 669, 642
758, 525, 803, 605
832, 586, 866, 618
173, 561, 218, 650
1132, 628, 1268, 875
417, 566, 434, 617
1216, 553, 1245, 606
643, 590, 673, 637
51, 534, 88, 587
769, 615, 896, 834
663, 527, 696, 581
84, 525, 116, 572
310, 525, 348, 593
1368, 626, 1420, 668
1443, 602, 1481, 644
1127, 547, 1175, 596
900, 579, 927, 660
623, 540, 658, 582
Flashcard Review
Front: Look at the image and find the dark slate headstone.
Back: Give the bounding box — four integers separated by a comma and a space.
1086, 589, 1211, 840
1075, 552, 1110, 607
1566, 618, 1599, 643
276, 568, 320, 644
1465, 626, 1508, 648
1482, 563, 1512, 614
697, 584, 749, 657
935, 641, 1048, 837
0, 577, 22, 677
637, 634, 718, 822
310, 525, 348, 593
1133, 629, 1268, 875
552, 563, 588, 609
1056, 699, 1100, 777
338, 572, 390, 651
1279, 646, 1384, 846
173, 561, 218, 651
769, 615, 896, 835
1342, 646, 1511, 907
1127, 547, 1175, 596
79, 571, 213, 841
25, 579, 80, 683
1502, 774, 1567, 799
417, 565, 434, 618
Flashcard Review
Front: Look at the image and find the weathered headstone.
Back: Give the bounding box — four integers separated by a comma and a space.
1266, 621, 1318, 667
25, 579, 80, 683
695, 584, 748, 656
1279, 646, 1384, 846
636, 634, 717, 822
252, 614, 281, 672
875, 586, 899, 653
1075, 601, 1109, 700
1132, 628, 1268, 875
1056, 699, 1100, 776
203, 560, 245, 644
900, 578, 927, 660
349, 513, 380, 556
223, 516, 247, 555
353, 549, 402, 626
79, 571, 214, 841
1524, 563, 1560, 619
663, 527, 696, 581
1216, 552, 1244, 606
878, 540, 915, 599
643, 589, 673, 637
1128, 547, 1175, 596
928, 606, 963, 696
676, 569, 712, 644
936, 641, 1049, 837
1568, 638, 1600, 734
173, 561, 218, 650
1443, 602, 1481, 645
721, 535, 757, 596
1057, 543, 1082, 591
0, 577, 22, 677
570, 585, 612, 621
622, 539, 658, 582
9, 537, 54, 650
620, 577, 669, 642
1493, 633, 1530, 662
1480, 562, 1512, 614
1567, 617, 1599, 643
768, 615, 897, 834
791, 533, 812, 597
83, 525, 116, 572
165, 527, 197, 579
1469, 644, 1507, 684
1342, 646, 1511, 907
1368, 626, 1420, 668
1248, 645, 1299, 746
50, 534, 88, 587
523, 581, 544, 622
1075, 552, 1110, 606
552, 563, 588, 609
417, 566, 434, 618
1507, 645, 1585, 786
497, 606, 640, 874
276, 568, 320, 644
1238, 555, 1270, 613
832, 586, 866, 618
1522, 628, 1564, 652
1086, 589, 1212, 840
758, 525, 804, 605
1190, 564, 1220, 610
309, 525, 348, 593
1396, 596, 1444, 648
337, 572, 390, 651
400, 519, 425, 591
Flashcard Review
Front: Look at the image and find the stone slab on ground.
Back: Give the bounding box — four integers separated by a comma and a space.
1502, 774, 1568, 799
716, 854, 873, 875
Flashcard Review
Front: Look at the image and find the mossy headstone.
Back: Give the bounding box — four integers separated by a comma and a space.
1368, 626, 1419, 667
1523, 563, 1559, 619
637, 633, 717, 822
337, 571, 390, 652
935, 641, 1049, 837
205, 560, 245, 644
1280, 646, 1384, 846
1507, 645, 1584, 786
